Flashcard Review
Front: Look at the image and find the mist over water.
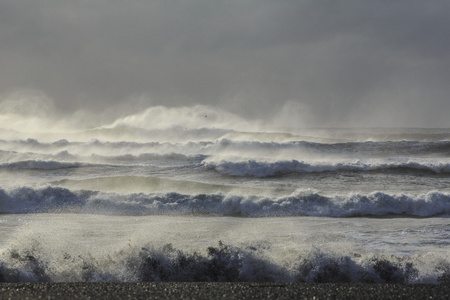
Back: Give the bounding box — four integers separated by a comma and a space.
0, 95, 449, 283
2, 2, 450, 128
1, 0, 449, 284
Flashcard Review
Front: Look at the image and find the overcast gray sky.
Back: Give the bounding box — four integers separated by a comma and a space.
1, 0, 449, 127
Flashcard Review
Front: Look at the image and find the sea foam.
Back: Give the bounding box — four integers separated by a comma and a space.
203, 159, 450, 177
1, 187, 449, 217
1, 240, 448, 283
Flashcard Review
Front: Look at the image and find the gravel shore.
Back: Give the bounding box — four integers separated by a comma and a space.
1, 283, 449, 299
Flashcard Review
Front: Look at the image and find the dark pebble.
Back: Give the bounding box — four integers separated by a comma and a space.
1, 282, 449, 300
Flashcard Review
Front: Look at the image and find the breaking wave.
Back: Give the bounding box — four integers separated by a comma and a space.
2, 138, 450, 160
1, 187, 449, 217
204, 159, 450, 177
4, 157, 447, 177
0, 241, 448, 283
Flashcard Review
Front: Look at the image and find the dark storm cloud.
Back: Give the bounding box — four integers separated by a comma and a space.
0, 0, 449, 127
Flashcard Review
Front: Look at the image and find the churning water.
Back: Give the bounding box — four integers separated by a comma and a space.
0, 106, 449, 283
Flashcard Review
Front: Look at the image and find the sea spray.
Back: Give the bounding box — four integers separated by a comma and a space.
1, 241, 448, 283
1, 187, 449, 217
0, 111, 449, 284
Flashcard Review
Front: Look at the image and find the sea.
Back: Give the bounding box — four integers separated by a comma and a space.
0, 105, 449, 283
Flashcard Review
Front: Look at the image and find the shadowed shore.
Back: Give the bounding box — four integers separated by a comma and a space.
1, 283, 449, 299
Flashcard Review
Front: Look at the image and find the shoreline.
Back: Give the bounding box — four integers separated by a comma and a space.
1, 283, 449, 299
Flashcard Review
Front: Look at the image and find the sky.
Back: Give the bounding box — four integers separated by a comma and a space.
0, 0, 449, 128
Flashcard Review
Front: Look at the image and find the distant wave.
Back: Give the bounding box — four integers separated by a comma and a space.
204, 159, 450, 177
0, 241, 448, 283
0, 160, 83, 170
90, 153, 207, 164
215, 139, 450, 156
1, 187, 448, 217
2, 138, 449, 157
0, 150, 207, 167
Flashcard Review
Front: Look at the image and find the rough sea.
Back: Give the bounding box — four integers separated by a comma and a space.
0, 106, 449, 283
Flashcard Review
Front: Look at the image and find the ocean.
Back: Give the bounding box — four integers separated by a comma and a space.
0, 106, 449, 283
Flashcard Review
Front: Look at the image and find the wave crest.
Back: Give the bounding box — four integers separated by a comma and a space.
204, 159, 450, 177
1, 187, 449, 217
1, 242, 448, 283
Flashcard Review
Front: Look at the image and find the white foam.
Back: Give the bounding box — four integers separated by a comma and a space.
1, 187, 449, 217
203, 159, 450, 177
0, 215, 448, 283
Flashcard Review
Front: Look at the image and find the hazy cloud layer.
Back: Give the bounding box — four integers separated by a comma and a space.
1, 0, 449, 127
